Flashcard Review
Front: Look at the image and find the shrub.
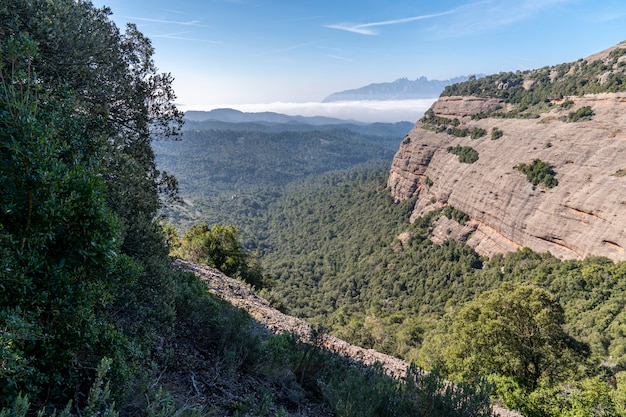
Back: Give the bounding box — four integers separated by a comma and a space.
514, 159, 558, 188
470, 127, 487, 139
447, 145, 479, 164
567, 105, 594, 122
447, 127, 470, 137
172, 223, 271, 289
443, 206, 470, 225
322, 364, 495, 417
491, 127, 503, 140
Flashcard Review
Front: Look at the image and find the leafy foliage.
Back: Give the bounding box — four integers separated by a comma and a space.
231, 166, 626, 416
0, 29, 127, 405
566, 105, 595, 122
444, 47, 626, 99
442, 45, 626, 118
514, 159, 559, 188
491, 127, 504, 140
442, 206, 470, 225
420, 283, 589, 391
322, 363, 494, 417
420, 109, 487, 139
260, 333, 495, 417
0, 0, 186, 410
171, 223, 270, 289
447, 145, 480, 163
153, 126, 400, 232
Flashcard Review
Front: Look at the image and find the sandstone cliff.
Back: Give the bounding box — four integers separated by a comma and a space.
388, 45, 626, 262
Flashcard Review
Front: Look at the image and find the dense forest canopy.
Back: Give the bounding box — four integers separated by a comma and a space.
152, 121, 404, 234
237, 166, 626, 417
150, 42, 626, 414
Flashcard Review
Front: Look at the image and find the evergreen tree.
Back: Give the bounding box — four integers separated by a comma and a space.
0, 0, 182, 407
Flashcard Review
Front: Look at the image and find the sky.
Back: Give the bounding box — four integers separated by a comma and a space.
91, 0, 626, 122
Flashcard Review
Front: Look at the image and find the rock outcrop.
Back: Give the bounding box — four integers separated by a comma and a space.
388, 92, 626, 261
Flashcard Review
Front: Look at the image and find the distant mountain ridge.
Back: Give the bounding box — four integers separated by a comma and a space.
322, 75, 478, 102
184, 108, 363, 125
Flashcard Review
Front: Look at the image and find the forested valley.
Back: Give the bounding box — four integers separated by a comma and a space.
3, 1, 626, 416
155, 98, 626, 416
157, 119, 626, 416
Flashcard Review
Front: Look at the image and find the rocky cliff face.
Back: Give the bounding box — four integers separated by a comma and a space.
388, 91, 626, 261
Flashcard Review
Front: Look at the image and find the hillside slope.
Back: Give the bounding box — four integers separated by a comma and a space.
175, 259, 521, 417
388, 44, 626, 262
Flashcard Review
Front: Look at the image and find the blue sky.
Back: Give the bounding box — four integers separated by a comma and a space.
92, 0, 626, 122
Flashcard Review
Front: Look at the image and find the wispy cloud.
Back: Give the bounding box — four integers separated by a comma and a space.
325, 0, 575, 36
323, 54, 352, 61
326, 9, 457, 35
421, 0, 575, 39
152, 32, 222, 43
158, 8, 187, 15
122, 16, 211, 28
259, 40, 325, 57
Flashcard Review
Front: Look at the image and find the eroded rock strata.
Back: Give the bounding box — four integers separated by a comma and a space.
389, 93, 626, 261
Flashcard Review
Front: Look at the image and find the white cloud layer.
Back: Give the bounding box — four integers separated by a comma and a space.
178, 99, 437, 123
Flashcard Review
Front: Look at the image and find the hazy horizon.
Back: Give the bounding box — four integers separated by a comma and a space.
179, 98, 438, 124
93, 0, 626, 123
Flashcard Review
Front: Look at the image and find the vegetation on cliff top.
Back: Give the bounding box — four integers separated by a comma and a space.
447, 145, 480, 164
441, 43, 626, 117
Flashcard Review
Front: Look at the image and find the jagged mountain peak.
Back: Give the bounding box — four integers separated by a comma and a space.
322, 75, 479, 102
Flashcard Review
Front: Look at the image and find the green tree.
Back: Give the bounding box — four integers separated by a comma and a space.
514, 159, 558, 188
423, 283, 589, 391
174, 223, 268, 288
0, 33, 126, 405
447, 145, 479, 163
177, 224, 246, 275
0, 0, 183, 408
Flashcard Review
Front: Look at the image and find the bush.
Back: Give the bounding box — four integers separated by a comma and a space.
443, 206, 470, 225
470, 127, 487, 139
514, 159, 558, 188
171, 223, 271, 289
447, 145, 479, 164
322, 364, 494, 417
447, 127, 470, 137
491, 127, 503, 140
567, 105, 594, 122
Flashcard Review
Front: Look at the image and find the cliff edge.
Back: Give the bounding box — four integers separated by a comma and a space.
388, 44, 626, 261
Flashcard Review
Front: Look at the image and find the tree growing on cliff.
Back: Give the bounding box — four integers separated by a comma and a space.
514, 159, 558, 188
447, 145, 479, 163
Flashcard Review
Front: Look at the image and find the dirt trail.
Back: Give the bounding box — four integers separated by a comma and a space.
175, 259, 523, 417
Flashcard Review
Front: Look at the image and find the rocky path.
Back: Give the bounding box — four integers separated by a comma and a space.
175, 259, 522, 417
